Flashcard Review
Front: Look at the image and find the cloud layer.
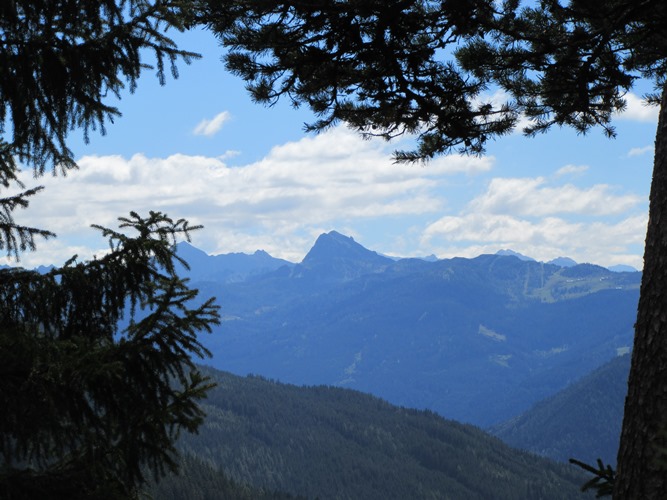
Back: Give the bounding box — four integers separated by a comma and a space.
5, 124, 647, 270
422, 176, 646, 268
9, 127, 491, 265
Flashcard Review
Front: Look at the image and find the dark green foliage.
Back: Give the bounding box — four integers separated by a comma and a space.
148, 453, 303, 500
169, 366, 593, 500
465, 0, 667, 136
0, 185, 54, 260
569, 458, 615, 498
201, 0, 666, 161
0, 212, 220, 499
0, 5, 224, 496
0, 0, 200, 260
201, 0, 516, 161
0, 0, 199, 176
0, 4, 231, 497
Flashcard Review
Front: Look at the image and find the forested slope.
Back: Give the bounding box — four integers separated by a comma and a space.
148, 454, 303, 500
160, 366, 593, 499
491, 354, 630, 466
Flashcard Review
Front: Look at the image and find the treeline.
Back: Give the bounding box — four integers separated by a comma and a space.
152, 366, 592, 499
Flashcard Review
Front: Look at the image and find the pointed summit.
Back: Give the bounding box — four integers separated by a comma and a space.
295, 231, 392, 282
303, 231, 376, 263
175, 241, 210, 270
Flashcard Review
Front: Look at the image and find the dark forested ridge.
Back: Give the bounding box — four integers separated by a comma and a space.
491, 354, 630, 467
158, 366, 593, 500
148, 454, 303, 500
179, 233, 640, 427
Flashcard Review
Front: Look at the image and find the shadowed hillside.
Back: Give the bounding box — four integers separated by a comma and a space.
491, 354, 630, 466
165, 366, 594, 500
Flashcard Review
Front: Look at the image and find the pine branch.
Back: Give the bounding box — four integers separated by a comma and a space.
569, 458, 615, 498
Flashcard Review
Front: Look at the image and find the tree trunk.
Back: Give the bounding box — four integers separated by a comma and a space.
614, 83, 667, 498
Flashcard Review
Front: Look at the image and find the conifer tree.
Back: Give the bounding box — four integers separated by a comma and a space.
1, 211, 219, 498
200, 0, 667, 496
0, 0, 199, 257
0, 2, 220, 498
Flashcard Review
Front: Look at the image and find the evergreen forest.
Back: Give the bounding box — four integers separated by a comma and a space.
148, 366, 593, 500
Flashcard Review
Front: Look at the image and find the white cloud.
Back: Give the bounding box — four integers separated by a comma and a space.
3, 124, 646, 270
468, 177, 640, 217
554, 164, 589, 177
6, 126, 491, 267
423, 213, 574, 246
627, 145, 653, 158
420, 174, 647, 269
193, 111, 232, 136
617, 93, 659, 123
422, 212, 646, 269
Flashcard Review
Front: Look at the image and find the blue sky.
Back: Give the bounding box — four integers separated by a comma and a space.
7, 28, 657, 270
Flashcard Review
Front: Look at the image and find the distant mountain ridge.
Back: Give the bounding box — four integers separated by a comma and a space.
496, 249, 535, 261
608, 264, 639, 273
181, 233, 640, 427
175, 241, 292, 283
174, 237, 637, 280
548, 256, 578, 268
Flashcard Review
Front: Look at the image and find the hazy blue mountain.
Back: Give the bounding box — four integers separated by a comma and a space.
496, 249, 536, 261
189, 233, 640, 427
381, 252, 439, 262
548, 256, 578, 267
288, 230, 393, 283
608, 264, 639, 273
490, 354, 630, 467
495, 252, 636, 273
1, 264, 54, 274
175, 241, 293, 283
171, 366, 592, 500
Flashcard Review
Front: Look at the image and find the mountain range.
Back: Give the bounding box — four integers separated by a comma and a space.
177, 231, 640, 427
177, 234, 637, 279
175, 242, 293, 283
